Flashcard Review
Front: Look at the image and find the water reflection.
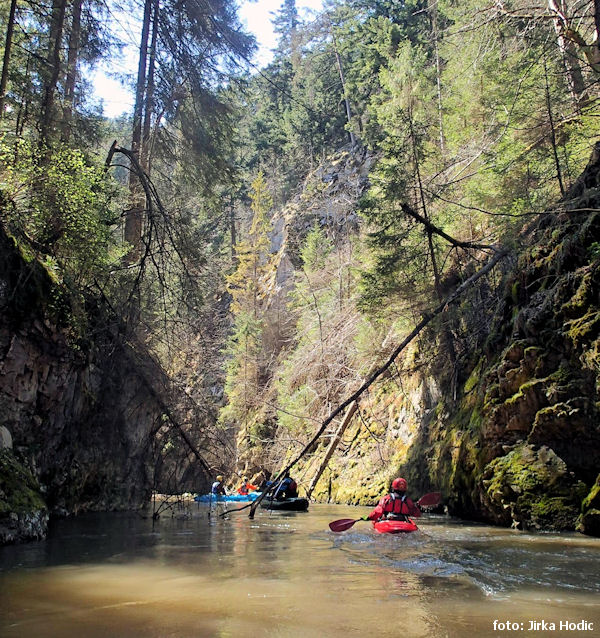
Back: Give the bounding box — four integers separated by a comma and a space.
1, 505, 599, 637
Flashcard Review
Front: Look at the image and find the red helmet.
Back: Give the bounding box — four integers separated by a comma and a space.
392, 477, 407, 491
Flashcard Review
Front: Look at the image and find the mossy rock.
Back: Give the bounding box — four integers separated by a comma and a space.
577, 475, 600, 536
564, 309, 600, 349
0, 449, 48, 544
578, 509, 600, 536
481, 443, 585, 530
464, 358, 483, 395
560, 269, 596, 318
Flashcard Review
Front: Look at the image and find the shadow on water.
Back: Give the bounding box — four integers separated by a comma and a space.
1, 505, 599, 637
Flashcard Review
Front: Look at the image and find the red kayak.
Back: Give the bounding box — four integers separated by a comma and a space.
373, 519, 418, 534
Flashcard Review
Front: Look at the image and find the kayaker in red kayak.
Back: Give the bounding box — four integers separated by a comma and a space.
363, 478, 421, 522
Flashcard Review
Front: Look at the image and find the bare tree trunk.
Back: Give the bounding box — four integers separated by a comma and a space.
15, 54, 31, 137
428, 0, 445, 152
327, 15, 355, 146
559, 38, 586, 109
547, 0, 600, 74
0, 0, 18, 121
409, 113, 445, 306
544, 58, 566, 196
40, 0, 68, 147
409, 109, 458, 382
594, 0, 600, 45
62, 0, 82, 141
306, 401, 357, 499
125, 0, 152, 263
230, 196, 237, 262
141, 0, 158, 175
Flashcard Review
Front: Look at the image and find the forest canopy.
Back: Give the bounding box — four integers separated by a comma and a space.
1, 0, 599, 491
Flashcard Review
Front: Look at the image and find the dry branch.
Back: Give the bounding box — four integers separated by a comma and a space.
219, 248, 507, 519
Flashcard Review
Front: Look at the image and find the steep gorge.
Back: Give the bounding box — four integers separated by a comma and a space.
233, 145, 600, 536
2, 143, 600, 544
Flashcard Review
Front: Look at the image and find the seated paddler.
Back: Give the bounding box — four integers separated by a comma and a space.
237, 476, 258, 495
273, 473, 298, 500
363, 477, 421, 522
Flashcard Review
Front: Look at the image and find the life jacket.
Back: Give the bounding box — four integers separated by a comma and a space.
383, 493, 410, 520
275, 477, 297, 499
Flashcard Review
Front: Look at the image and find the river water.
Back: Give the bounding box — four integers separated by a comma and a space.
1, 502, 599, 637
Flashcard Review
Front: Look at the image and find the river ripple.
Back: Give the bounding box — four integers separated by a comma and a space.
1, 502, 599, 637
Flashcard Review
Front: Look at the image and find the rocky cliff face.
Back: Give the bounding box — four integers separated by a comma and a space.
429, 154, 600, 534
261, 146, 600, 536
0, 227, 162, 543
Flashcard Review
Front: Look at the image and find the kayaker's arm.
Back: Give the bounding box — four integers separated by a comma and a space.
366, 497, 388, 521
406, 497, 421, 517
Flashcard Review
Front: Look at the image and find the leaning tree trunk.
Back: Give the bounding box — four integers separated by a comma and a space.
306, 401, 357, 499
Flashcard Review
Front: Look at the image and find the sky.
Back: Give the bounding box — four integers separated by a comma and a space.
92, 0, 324, 119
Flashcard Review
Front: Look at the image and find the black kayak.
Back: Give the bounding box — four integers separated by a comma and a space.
259, 497, 309, 511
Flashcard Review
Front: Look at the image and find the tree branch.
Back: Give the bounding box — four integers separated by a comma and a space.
225, 248, 507, 519
399, 202, 500, 252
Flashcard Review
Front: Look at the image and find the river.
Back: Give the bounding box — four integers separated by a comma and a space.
1, 502, 599, 637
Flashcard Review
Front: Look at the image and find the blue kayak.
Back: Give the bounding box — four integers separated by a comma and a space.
194, 492, 262, 503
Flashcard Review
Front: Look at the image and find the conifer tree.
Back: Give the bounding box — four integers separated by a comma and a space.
220, 172, 275, 437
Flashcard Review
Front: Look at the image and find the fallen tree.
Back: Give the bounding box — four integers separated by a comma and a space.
219, 247, 507, 519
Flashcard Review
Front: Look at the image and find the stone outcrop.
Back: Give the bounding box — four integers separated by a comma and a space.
395, 158, 600, 533
0, 226, 163, 543
0, 449, 48, 543
578, 474, 600, 535
277, 147, 600, 536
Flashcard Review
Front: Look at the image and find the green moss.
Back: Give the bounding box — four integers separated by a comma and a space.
511, 281, 520, 305
561, 270, 594, 316
0, 449, 47, 515
483, 382, 500, 406
582, 475, 600, 511
464, 359, 483, 394
504, 367, 570, 407
483, 444, 584, 530
588, 242, 600, 260
523, 346, 543, 359
504, 378, 546, 406
564, 310, 600, 348
529, 495, 576, 519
